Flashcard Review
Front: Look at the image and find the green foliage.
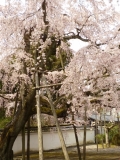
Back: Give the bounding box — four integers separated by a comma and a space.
0, 108, 11, 128
112, 134, 120, 146
0, 117, 12, 128
96, 134, 105, 144
45, 43, 71, 71
109, 125, 120, 145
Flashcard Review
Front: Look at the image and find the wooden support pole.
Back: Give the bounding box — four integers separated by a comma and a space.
33, 83, 62, 90
73, 124, 82, 160
83, 105, 87, 160
43, 77, 70, 160
35, 51, 43, 160
21, 60, 27, 160
95, 113, 98, 152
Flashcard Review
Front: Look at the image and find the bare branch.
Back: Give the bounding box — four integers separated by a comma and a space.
64, 33, 89, 42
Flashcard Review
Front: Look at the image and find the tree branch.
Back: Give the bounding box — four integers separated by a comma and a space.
42, 0, 49, 25
64, 33, 89, 42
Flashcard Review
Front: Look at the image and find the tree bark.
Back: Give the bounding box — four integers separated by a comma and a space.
27, 119, 30, 160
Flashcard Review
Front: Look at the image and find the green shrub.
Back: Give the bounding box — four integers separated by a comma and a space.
109, 125, 120, 145
0, 117, 12, 128
0, 107, 12, 128
96, 134, 105, 144
112, 134, 120, 145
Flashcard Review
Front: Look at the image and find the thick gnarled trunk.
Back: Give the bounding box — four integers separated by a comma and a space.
0, 89, 36, 160
0, 89, 67, 160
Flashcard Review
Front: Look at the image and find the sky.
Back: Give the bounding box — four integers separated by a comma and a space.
0, 0, 5, 5
69, 39, 89, 52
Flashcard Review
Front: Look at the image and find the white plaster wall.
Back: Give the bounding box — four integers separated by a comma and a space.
13, 128, 95, 154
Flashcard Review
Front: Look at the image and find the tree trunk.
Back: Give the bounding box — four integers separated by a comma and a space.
0, 89, 36, 160
0, 86, 68, 160
0, 84, 68, 160
27, 119, 30, 160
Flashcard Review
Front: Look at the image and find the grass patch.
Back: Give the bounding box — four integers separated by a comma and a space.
43, 152, 120, 160
0, 117, 11, 128
85, 153, 120, 160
